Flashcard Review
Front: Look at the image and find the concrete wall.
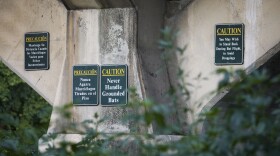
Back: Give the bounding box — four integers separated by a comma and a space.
0, 0, 67, 106
167, 0, 280, 124
132, 0, 183, 134
0, 0, 144, 135
58, 8, 142, 134
2, 0, 280, 138
59, 0, 184, 134
61, 0, 133, 9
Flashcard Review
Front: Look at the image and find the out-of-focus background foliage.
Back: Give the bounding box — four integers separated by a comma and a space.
1, 27, 280, 155
0, 62, 52, 155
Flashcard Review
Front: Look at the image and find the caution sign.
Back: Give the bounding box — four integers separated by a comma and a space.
100, 65, 128, 106
25, 32, 49, 70
215, 24, 244, 65
73, 65, 99, 105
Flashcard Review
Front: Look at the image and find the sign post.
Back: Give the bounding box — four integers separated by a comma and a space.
100, 65, 128, 106
25, 32, 49, 70
73, 65, 99, 105
215, 24, 244, 65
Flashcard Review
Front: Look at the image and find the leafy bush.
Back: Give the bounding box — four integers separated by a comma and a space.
39, 68, 280, 156
1, 27, 280, 156
41, 27, 280, 156
0, 62, 52, 155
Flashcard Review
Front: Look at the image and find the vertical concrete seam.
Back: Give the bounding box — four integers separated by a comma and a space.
7, 38, 22, 61
60, 0, 74, 10
130, 5, 147, 99
229, 0, 242, 21
167, 0, 195, 18
48, 9, 74, 133
130, 5, 153, 133
245, 0, 263, 67
128, 0, 136, 8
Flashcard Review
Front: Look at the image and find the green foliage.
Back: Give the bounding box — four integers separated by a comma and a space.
0, 62, 52, 155
201, 69, 280, 156
41, 56, 280, 155
1, 27, 280, 156
40, 69, 280, 155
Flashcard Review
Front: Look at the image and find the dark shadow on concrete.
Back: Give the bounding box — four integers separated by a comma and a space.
202, 41, 280, 132
133, 0, 182, 134
213, 41, 280, 109
206, 41, 280, 110
61, 0, 132, 9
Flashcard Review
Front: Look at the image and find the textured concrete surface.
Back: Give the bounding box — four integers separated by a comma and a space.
167, 0, 280, 126
2, 0, 280, 144
133, 0, 182, 134
99, 8, 142, 132
0, 0, 182, 135
39, 133, 182, 153
0, 0, 67, 106
167, 0, 194, 17
51, 8, 143, 134
38, 7, 144, 152
62, 0, 184, 133
0, 0, 143, 134
61, 0, 133, 9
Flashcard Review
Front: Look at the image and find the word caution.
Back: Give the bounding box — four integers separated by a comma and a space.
215, 24, 244, 65
100, 65, 128, 106
73, 65, 128, 106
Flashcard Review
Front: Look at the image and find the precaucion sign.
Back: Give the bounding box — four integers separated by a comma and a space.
215, 24, 244, 65
100, 65, 128, 106
25, 32, 49, 70
73, 65, 99, 105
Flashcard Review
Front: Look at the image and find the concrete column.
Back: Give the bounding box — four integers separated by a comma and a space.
166, 0, 280, 125
133, 0, 181, 134
0, 0, 144, 139
0, 0, 68, 106
50, 8, 143, 134
61, 0, 133, 9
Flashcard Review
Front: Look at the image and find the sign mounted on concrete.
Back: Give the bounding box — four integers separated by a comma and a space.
100, 65, 128, 106
215, 24, 244, 65
25, 32, 49, 70
73, 65, 99, 105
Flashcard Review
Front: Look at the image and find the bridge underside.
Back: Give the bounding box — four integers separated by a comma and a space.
213, 42, 280, 109
61, 0, 133, 9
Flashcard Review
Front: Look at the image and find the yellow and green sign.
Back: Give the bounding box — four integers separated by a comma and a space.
73, 65, 99, 105
25, 32, 49, 70
72, 65, 128, 106
100, 65, 128, 106
215, 24, 244, 65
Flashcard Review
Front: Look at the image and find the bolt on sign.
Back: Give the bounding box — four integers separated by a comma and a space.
100, 65, 128, 106
215, 24, 244, 65
73, 65, 99, 105
25, 32, 49, 70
